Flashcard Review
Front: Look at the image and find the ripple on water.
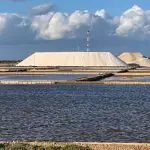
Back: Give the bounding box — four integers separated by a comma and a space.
0, 84, 150, 142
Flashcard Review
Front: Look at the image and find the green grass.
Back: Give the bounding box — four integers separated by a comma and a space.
0, 144, 5, 150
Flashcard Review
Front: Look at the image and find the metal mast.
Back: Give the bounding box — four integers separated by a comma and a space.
86, 30, 90, 52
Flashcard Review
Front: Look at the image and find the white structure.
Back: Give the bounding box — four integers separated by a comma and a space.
119, 52, 150, 67
17, 52, 126, 67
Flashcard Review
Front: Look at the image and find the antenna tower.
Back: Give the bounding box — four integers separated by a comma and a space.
86, 30, 90, 52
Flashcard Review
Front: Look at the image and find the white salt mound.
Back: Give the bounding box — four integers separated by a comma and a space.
119, 52, 150, 67
136, 57, 150, 67
17, 52, 127, 67
119, 52, 143, 63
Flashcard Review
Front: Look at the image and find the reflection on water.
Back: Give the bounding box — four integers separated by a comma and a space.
0, 75, 87, 81
0, 85, 150, 142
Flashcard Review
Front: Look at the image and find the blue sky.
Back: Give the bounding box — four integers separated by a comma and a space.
0, 0, 148, 15
0, 0, 150, 59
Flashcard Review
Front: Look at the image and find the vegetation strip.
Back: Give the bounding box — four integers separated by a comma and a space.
0, 142, 150, 150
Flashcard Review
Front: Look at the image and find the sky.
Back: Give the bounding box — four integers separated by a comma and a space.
0, 0, 150, 59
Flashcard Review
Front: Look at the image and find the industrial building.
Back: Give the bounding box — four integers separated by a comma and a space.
17, 52, 126, 67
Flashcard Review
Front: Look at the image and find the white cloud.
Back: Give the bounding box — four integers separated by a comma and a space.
116, 5, 150, 39
95, 9, 111, 20
31, 3, 56, 15
0, 13, 29, 29
0, 15, 6, 33
31, 10, 114, 40
0, 13, 34, 44
69, 10, 92, 27
1, 4, 150, 59
0, 4, 150, 44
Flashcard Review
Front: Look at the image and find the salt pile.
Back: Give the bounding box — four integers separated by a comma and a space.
136, 57, 150, 67
119, 52, 150, 67
17, 52, 127, 67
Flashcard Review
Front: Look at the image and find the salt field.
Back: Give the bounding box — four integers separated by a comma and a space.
1, 0, 150, 148
0, 84, 150, 142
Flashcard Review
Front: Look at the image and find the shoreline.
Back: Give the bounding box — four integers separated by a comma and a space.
1, 71, 150, 77
0, 142, 150, 150
0, 80, 150, 85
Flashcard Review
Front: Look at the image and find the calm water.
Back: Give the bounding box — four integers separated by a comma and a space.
0, 75, 87, 81
104, 76, 150, 81
0, 85, 150, 142
0, 75, 150, 82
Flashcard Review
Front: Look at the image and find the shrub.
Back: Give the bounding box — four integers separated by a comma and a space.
46, 146, 62, 150
0, 144, 5, 150
62, 145, 91, 150
8, 143, 31, 150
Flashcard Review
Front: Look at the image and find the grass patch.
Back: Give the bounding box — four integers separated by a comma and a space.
1, 142, 150, 150
8, 143, 32, 150
0, 144, 5, 150
62, 145, 91, 150
0, 143, 91, 150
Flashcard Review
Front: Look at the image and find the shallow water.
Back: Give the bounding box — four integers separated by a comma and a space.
1, 75, 150, 82
104, 76, 150, 81
0, 74, 87, 81
0, 85, 150, 142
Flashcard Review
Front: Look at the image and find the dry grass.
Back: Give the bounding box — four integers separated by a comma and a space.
0, 142, 91, 150
0, 142, 150, 150
80, 143, 150, 150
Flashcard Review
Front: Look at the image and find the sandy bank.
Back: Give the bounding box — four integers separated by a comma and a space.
0, 80, 150, 85
0, 142, 150, 150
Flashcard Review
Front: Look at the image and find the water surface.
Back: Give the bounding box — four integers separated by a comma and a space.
0, 74, 87, 81
0, 85, 149, 142
104, 76, 150, 81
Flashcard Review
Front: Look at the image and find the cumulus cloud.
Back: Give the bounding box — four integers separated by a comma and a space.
116, 5, 150, 39
0, 4, 150, 45
0, 15, 6, 33
0, 13, 35, 44
31, 10, 115, 40
31, 3, 56, 15
1, 4, 150, 59
95, 9, 112, 20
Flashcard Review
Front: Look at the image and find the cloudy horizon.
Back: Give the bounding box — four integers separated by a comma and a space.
0, 1, 150, 60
